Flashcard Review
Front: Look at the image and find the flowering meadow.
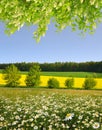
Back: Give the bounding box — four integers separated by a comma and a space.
0, 88, 102, 130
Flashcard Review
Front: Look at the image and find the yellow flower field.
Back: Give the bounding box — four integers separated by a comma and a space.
0, 74, 5, 85
0, 74, 102, 89
41, 76, 102, 89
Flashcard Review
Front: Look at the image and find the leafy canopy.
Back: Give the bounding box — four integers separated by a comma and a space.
83, 77, 97, 89
3, 64, 21, 87
0, 0, 102, 42
65, 78, 74, 89
47, 78, 59, 88
25, 64, 41, 87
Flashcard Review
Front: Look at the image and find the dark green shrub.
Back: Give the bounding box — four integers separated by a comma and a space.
47, 78, 59, 88
83, 78, 97, 90
65, 78, 74, 89
25, 64, 41, 87
3, 64, 21, 87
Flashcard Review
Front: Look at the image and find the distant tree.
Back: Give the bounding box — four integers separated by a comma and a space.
0, 0, 102, 42
47, 78, 59, 88
0, 61, 102, 73
82, 77, 97, 90
3, 64, 21, 87
25, 64, 41, 87
65, 78, 74, 89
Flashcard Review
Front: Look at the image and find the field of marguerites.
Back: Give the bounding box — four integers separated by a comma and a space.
0, 88, 102, 130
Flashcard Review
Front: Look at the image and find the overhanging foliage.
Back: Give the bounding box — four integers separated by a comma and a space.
0, 0, 102, 42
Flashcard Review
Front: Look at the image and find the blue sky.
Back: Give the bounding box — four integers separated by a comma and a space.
0, 22, 102, 63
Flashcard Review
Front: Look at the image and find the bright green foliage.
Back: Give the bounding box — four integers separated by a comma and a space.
65, 78, 74, 89
3, 64, 21, 87
0, 0, 102, 42
25, 64, 41, 87
47, 78, 59, 88
83, 77, 97, 90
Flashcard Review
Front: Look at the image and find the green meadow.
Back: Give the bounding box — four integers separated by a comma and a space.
14, 71, 102, 78
40, 72, 102, 78
0, 68, 102, 78
0, 88, 102, 130
20, 71, 102, 78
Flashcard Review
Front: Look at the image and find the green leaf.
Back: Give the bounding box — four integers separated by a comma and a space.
0, 0, 102, 42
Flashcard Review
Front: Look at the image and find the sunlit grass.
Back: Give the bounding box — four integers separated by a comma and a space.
40, 72, 102, 78
0, 88, 102, 97
1, 70, 101, 78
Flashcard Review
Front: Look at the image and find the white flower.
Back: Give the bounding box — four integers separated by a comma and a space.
72, 124, 76, 127
64, 113, 74, 121
21, 120, 26, 125
17, 108, 21, 112
43, 128, 46, 130
75, 128, 79, 130
0, 117, 4, 121
31, 123, 34, 127
12, 121, 18, 125
13, 112, 17, 115
93, 122, 100, 129
34, 126, 38, 130
48, 125, 52, 130
78, 115, 83, 120
29, 118, 33, 122
62, 123, 65, 128
15, 115, 20, 120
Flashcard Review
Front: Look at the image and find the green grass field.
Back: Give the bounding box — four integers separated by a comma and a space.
21, 71, 102, 78
0, 87, 102, 98
20, 71, 102, 78
0, 69, 102, 78
0, 69, 3, 73
40, 72, 102, 78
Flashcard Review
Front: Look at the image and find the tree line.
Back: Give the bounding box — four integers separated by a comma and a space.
3, 64, 97, 90
0, 61, 102, 73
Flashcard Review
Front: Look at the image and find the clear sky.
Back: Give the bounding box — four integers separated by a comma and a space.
0, 22, 102, 63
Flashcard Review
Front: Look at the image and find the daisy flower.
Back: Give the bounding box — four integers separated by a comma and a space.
92, 122, 100, 129
64, 113, 74, 121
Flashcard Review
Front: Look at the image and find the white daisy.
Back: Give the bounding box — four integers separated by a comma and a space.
64, 113, 74, 121
93, 122, 100, 129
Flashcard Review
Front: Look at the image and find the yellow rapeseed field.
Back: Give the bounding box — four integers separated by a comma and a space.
0, 74, 102, 89
0, 74, 5, 85
40, 76, 102, 89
